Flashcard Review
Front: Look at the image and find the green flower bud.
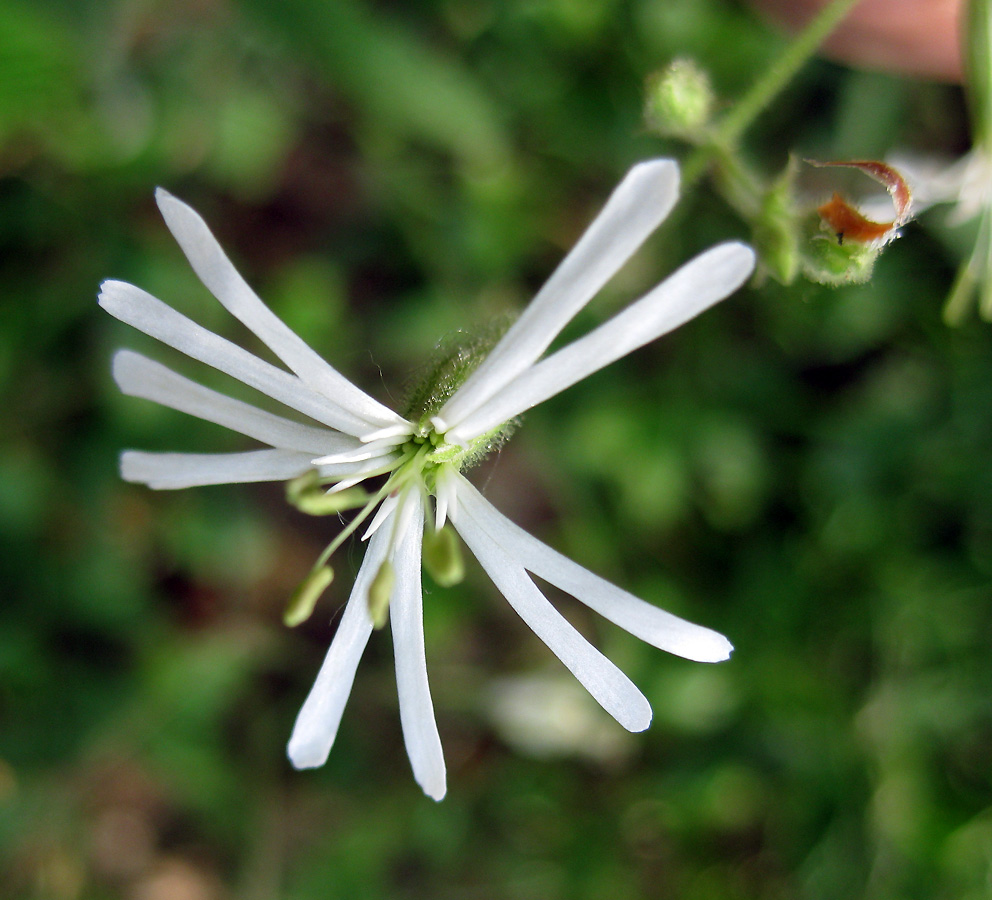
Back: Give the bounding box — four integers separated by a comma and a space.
284, 565, 333, 627
644, 59, 715, 141
423, 524, 465, 587
367, 560, 396, 630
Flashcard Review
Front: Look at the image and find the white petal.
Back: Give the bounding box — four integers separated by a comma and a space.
362, 493, 399, 540
433, 494, 448, 534
390, 490, 446, 800
121, 448, 314, 489
456, 476, 732, 662
454, 492, 652, 732
287, 523, 391, 769
155, 189, 404, 430
360, 423, 414, 443
312, 436, 407, 466
100, 280, 381, 438
449, 241, 755, 444
433, 465, 458, 531
315, 453, 401, 481
113, 350, 355, 456
437, 159, 680, 431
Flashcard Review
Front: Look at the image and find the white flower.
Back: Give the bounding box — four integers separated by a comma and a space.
101, 159, 755, 800
882, 149, 992, 322
887, 149, 992, 226
486, 672, 638, 763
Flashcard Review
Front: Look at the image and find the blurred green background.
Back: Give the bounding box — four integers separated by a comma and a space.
1, 0, 990, 897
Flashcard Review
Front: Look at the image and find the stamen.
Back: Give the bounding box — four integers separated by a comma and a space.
284, 565, 334, 626
423, 524, 464, 587
367, 560, 395, 629
287, 471, 370, 516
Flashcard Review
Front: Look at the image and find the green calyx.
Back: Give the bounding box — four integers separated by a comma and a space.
801, 227, 880, 286
753, 158, 800, 285
402, 318, 513, 430
401, 317, 518, 477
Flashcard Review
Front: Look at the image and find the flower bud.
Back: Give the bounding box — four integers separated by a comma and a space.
644, 59, 714, 141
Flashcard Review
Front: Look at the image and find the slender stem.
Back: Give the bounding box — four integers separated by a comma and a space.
683, 0, 863, 188
965, 0, 992, 148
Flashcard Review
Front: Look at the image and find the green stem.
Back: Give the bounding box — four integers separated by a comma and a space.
965, 0, 992, 148
683, 0, 863, 188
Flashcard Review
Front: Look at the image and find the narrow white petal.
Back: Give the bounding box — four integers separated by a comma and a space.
315, 453, 401, 481
99, 280, 381, 438
434, 494, 448, 534
361, 423, 414, 443
450, 242, 755, 443
457, 476, 732, 662
433, 466, 457, 531
312, 436, 406, 466
438, 159, 680, 431
362, 493, 399, 540
390, 490, 446, 800
454, 493, 652, 732
324, 475, 365, 493
155, 189, 403, 430
287, 524, 391, 769
121, 448, 314, 489
393, 483, 418, 540
113, 350, 355, 456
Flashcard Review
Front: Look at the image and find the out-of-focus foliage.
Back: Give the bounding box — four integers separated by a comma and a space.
0, 0, 989, 898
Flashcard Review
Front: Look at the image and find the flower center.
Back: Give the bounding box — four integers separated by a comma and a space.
283, 321, 521, 626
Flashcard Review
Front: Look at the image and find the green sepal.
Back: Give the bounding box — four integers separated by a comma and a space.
284, 565, 334, 627
423, 524, 465, 587
753, 157, 800, 284
800, 210, 880, 286
403, 318, 513, 431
